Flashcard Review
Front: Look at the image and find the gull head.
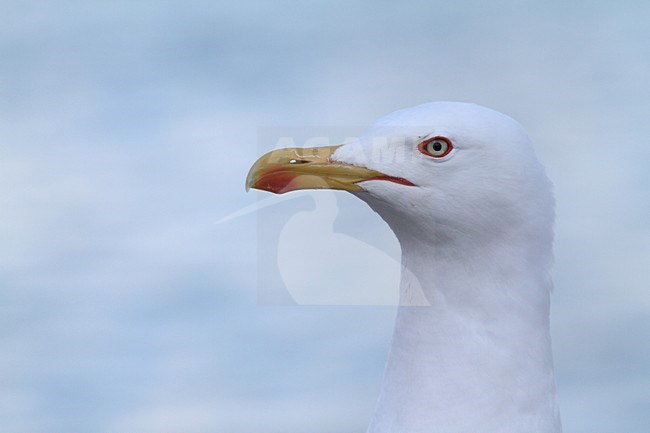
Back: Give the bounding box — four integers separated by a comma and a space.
247, 102, 554, 252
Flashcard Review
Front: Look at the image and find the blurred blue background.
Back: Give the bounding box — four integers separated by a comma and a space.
2, 1, 649, 432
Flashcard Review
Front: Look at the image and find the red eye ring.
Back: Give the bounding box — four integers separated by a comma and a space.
418, 136, 453, 158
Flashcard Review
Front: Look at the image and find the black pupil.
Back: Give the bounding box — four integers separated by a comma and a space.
431, 141, 443, 152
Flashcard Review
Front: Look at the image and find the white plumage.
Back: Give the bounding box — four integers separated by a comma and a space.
248, 102, 561, 433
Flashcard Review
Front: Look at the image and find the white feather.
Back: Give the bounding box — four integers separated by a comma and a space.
332, 102, 561, 433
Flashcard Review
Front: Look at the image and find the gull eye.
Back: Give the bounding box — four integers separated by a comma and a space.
418, 136, 453, 158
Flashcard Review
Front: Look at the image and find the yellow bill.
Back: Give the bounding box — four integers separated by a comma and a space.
246, 146, 414, 194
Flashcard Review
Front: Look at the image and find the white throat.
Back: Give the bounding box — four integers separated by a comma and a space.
366, 227, 562, 433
